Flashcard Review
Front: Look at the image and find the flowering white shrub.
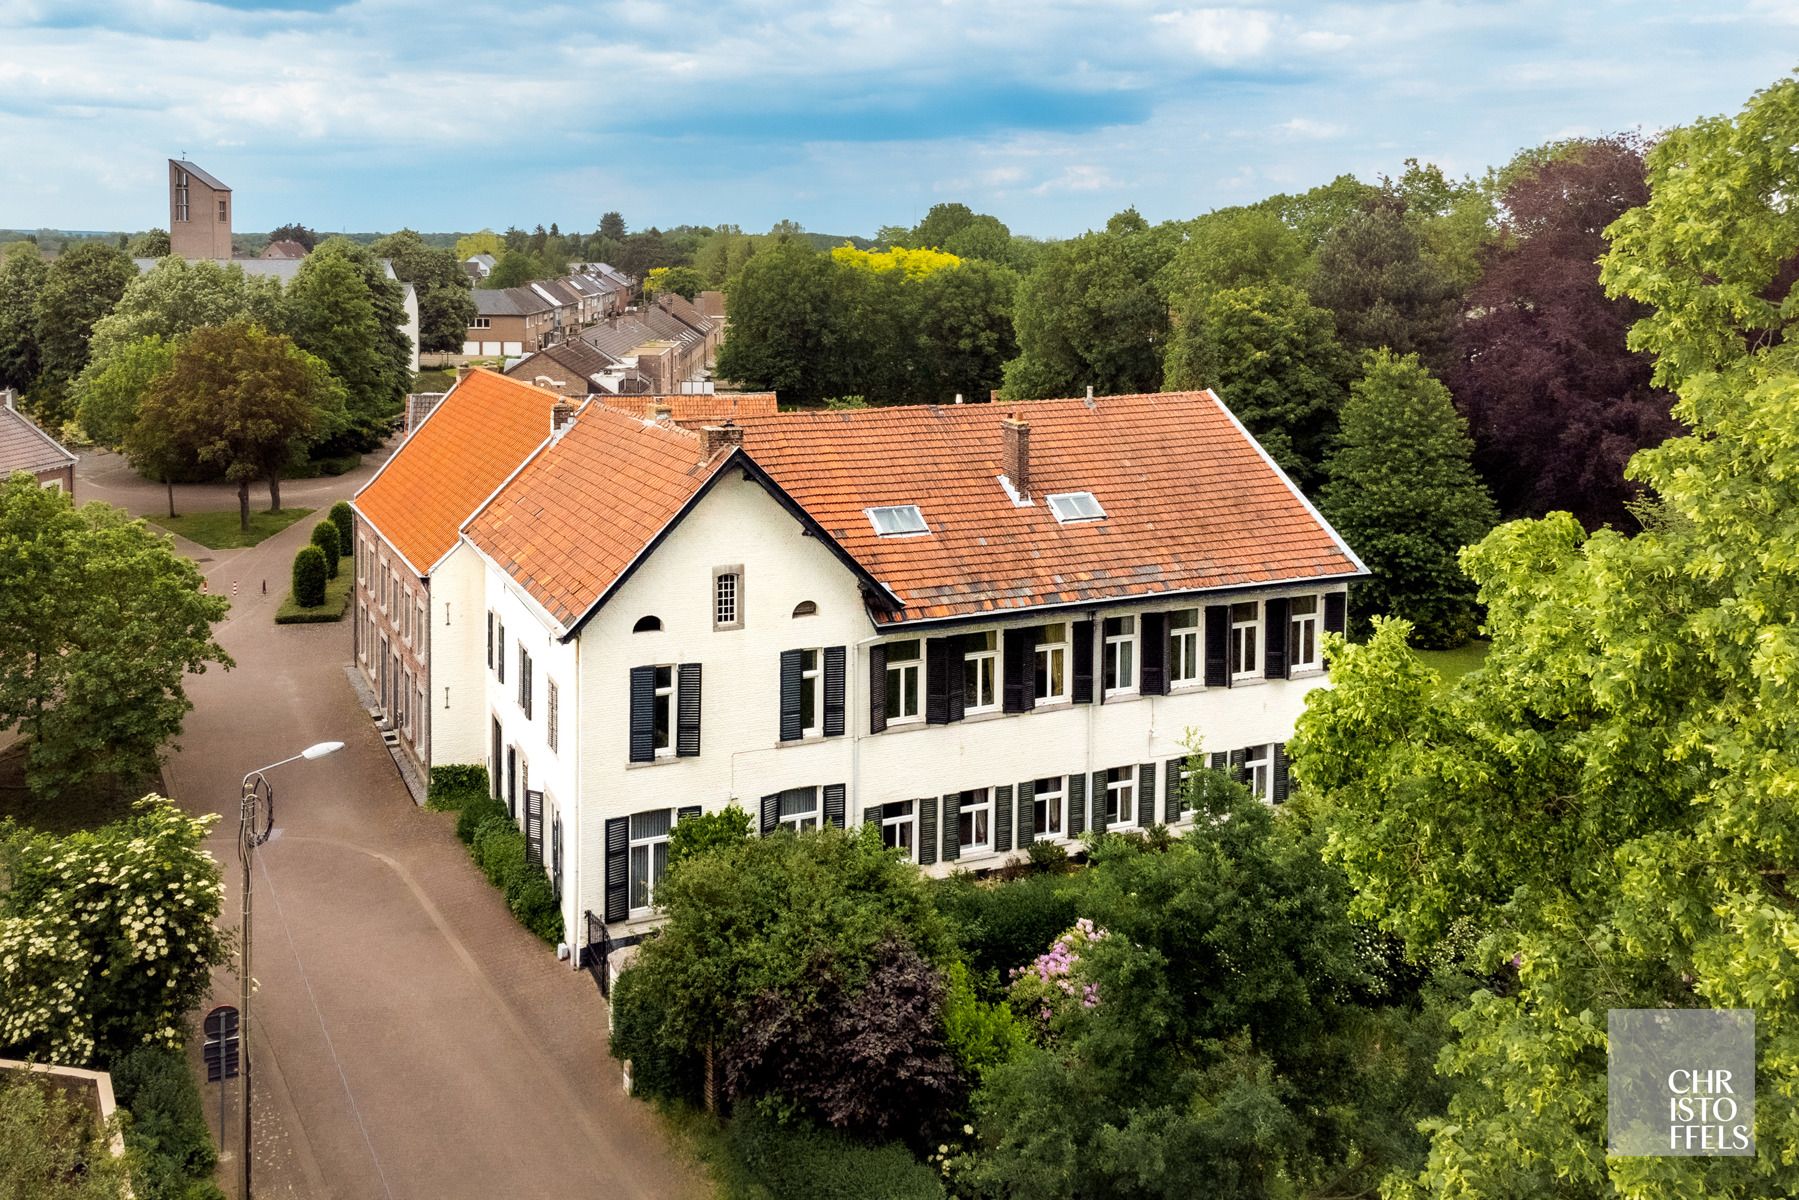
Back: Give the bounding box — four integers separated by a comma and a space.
0, 796, 227, 1065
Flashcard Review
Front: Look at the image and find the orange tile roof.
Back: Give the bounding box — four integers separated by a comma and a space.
464, 405, 736, 628
604, 393, 778, 423
353, 369, 559, 573
732, 391, 1363, 625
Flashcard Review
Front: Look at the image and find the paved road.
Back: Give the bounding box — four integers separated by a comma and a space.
87, 451, 705, 1200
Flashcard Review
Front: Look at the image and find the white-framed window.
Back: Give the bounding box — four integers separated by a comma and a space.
400, 668, 413, 739
486, 609, 494, 670
651, 665, 675, 757
1103, 614, 1138, 696
713, 567, 743, 630
877, 800, 915, 859
884, 639, 921, 724
1033, 776, 1065, 838
1230, 601, 1261, 680
778, 787, 820, 833
1034, 622, 1069, 703
1174, 760, 1194, 820
547, 679, 559, 753
360, 539, 371, 585
797, 648, 823, 737
962, 631, 998, 713
1245, 744, 1273, 802
496, 620, 506, 684
1046, 491, 1105, 523
628, 809, 672, 912
1169, 608, 1201, 686
958, 788, 992, 852
518, 644, 533, 718
218, 198, 227, 222
1106, 766, 1135, 824
1289, 595, 1320, 671
472, 317, 491, 329
417, 599, 426, 644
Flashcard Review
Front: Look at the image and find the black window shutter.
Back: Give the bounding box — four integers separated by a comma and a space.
941, 794, 961, 862
1230, 747, 1248, 785
486, 611, 493, 669
1002, 627, 1035, 713
994, 784, 1013, 852
1067, 773, 1087, 837
603, 816, 628, 922
551, 813, 562, 901
918, 794, 938, 866
760, 793, 779, 835
1091, 770, 1109, 832
1204, 604, 1230, 687
497, 625, 506, 684
1140, 612, 1167, 695
1273, 745, 1290, 804
823, 646, 846, 736
824, 783, 846, 828
1210, 751, 1227, 772
525, 789, 544, 866
779, 649, 804, 741
1165, 759, 1183, 823
1071, 619, 1095, 704
868, 643, 887, 734
925, 637, 954, 725
676, 663, 702, 757
1137, 764, 1155, 828
1264, 597, 1290, 680
945, 637, 965, 722
1016, 779, 1035, 844
628, 666, 655, 763
1323, 590, 1347, 635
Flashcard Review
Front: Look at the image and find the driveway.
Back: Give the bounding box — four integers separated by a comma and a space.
88, 452, 706, 1199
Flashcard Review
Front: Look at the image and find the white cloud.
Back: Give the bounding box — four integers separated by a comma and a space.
1277, 117, 1344, 140
1151, 7, 1276, 63
1031, 163, 1118, 195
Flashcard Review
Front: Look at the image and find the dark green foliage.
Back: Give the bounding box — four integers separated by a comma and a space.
309, 520, 340, 577
290, 545, 326, 608
609, 967, 703, 1104
1308, 195, 1461, 374
470, 814, 562, 944
932, 871, 1077, 982
667, 803, 751, 867
370, 229, 477, 353
328, 500, 355, 562
427, 763, 489, 810
32, 241, 135, 397
0, 248, 48, 391
1319, 351, 1499, 647
282, 237, 410, 450
454, 794, 507, 842
726, 1106, 944, 1200
110, 1044, 226, 1200
715, 239, 842, 405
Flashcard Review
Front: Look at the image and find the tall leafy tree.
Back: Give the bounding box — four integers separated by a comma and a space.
1308, 196, 1461, 373
1319, 351, 1497, 647
265, 222, 318, 250
0, 477, 230, 800
1160, 207, 1309, 302
129, 322, 346, 526
29, 240, 134, 416
453, 229, 502, 262
914, 258, 1019, 404
1450, 135, 1676, 528
86, 257, 279, 367
0, 247, 47, 391
715, 238, 847, 405
599, 211, 627, 241
282, 237, 408, 448
371, 228, 477, 353
125, 228, 171, 257
1163, 282, 1350, 485
73, 333, 174, 449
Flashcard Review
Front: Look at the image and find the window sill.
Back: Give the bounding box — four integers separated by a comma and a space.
1229, 675, 1266, 687
626, 755, 684, 770
1288, 665, 1325, 680
1031, 698, 1074, 713
777, 732, 834, 747
1100, 690, 1142, 705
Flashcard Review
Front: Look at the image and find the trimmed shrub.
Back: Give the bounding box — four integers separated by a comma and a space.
455, 795, 507, 844
309, 520, 340, 578
472, 813, 522, 885
110, 1044, 226, 1200
507, 870, 562, 943
932, 871, 1080, 982
466, 812, 561, 943
427, 764, 489, 813
328, 500, 355, 564
291, 545, 327, 607
727, 1106, 944, 1200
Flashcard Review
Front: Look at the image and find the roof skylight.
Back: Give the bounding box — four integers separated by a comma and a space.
867, 504, 929, 536
1047, 491, 1106, 524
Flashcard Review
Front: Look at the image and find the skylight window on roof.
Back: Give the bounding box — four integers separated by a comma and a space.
1047, 492, 1106, 524
867, 505, 929, 537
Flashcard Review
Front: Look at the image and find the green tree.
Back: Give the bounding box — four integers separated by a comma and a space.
454, 229, 502, 262
0, 480, 231, 800
666, 804, 751, 867
483, 249, 542, 290
125, 228, 171, 258
1160, 207, 1309, 302
129, 323, 346, 527
1002, 225, 1170, 399
291, 544, 327, 607
914, 258, 1018, 403
715, 238, 847, 406
309, 520, 340, 578
282, 237, 408, 448
85, 257, 280, 367
1319, 352, 1497, 647
1163, 281, 1350, 484
599, 211, 627, 241
643, 265, 705, 300
0, 796, 229, 1064
72, 333, 174, 449
371, 228, 477, 353
30, 241, 134, 418
1251, 173, 1381, 252
264, 223, 318, 251
0, 1074, 131, 1199
329, 499, 355, 563
1308, 197, 1462, 373
0, 248, 49, 391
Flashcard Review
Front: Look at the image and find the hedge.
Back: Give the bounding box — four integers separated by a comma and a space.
309, 521, 341, 578
328, 501, 355, 566
110, 1044, 226, 1200
291, 545, 327, 607
428, 764, 491, 814
726, 1107, 944, 1200
427, 767, 560, 944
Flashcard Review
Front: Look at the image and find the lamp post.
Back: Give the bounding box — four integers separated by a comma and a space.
237, 740, 342, 1200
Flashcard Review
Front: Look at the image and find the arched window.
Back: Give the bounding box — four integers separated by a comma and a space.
632, 615, 662, 633
791, 601, 818, 618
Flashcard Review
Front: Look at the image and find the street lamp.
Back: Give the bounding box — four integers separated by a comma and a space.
237, 740, 342, 1200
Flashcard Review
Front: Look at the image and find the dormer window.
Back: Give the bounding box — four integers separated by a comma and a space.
866, 505, 928, 537
1047, 492, 1105, 524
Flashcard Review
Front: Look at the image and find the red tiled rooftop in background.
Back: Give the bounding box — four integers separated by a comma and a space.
354, 369, 559, 572
733, 391, 1361, 625
603, 393, 777, 423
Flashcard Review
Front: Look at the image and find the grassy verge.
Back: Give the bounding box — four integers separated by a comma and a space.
275, 569, 352, 624
1415, 639, 1491, 685
151, 506, 314, 550
0, 742, 160, 833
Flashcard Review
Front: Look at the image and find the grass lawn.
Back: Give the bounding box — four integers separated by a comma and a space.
0, 742, 160, 834
1415, 639, 1491, 684
275, 567, 353, 624
413, 367, 458, 391
151, 506, 314, 550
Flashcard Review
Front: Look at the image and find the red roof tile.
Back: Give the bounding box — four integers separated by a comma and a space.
604, 393, 777, 423
353, 369, 559, 573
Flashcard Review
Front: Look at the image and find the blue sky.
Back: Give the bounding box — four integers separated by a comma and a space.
0, 1, 1791, 239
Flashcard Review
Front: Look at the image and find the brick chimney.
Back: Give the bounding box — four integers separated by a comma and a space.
652, 399, 673, 423
701, 421, 744, 461
456, 364, 474, 384
551, 399, 576, 439
1003, 413, 1030, 499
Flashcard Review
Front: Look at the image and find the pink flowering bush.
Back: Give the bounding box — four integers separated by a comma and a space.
1006, 917, 1108, 1033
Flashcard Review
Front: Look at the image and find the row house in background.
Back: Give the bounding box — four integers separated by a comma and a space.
354, 370, 1365, 973
461, 264, 637, 357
